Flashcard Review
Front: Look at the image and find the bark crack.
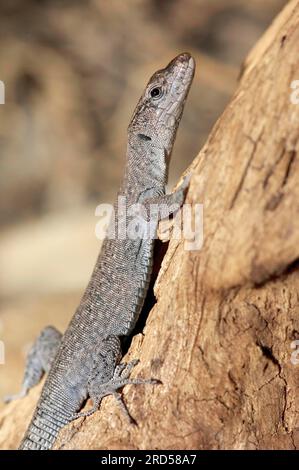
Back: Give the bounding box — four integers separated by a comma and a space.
282, 150, 296, 187
229, 136, 258, 210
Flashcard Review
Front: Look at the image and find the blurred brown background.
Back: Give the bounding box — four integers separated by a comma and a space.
0, 0, 286, 402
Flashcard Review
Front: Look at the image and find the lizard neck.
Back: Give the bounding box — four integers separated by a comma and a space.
121, 133, 169, 199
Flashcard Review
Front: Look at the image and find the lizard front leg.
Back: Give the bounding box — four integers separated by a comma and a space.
140, 174, 191, 242
4, 326, 62, 403
141, 173, 191, 222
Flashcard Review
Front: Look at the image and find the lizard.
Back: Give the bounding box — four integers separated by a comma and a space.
5, 52, 195, 450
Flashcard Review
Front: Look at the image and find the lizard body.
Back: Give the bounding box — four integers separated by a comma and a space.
6, 53, 195, 450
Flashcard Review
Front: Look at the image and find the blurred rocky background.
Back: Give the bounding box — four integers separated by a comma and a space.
0, 0, 286, 401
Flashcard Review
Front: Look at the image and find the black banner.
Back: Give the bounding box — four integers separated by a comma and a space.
0, 450, 296, 466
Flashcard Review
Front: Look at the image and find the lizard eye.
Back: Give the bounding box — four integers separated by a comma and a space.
150, 86, 163, 99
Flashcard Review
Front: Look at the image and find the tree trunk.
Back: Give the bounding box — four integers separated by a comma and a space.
1, 0, 299, 450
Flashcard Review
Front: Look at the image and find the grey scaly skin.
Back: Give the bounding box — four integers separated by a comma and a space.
5, 53, 195, 450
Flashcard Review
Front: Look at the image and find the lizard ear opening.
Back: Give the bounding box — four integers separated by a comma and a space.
137, 133, 152, 142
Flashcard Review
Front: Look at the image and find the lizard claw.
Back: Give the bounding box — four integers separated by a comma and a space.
180, 172, 192, 191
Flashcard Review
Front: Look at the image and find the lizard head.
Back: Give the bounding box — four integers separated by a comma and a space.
128, 52, 195, 159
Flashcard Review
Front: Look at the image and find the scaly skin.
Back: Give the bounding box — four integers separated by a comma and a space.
8, 53, 195, 450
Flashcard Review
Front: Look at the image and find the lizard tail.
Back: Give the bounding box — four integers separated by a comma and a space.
19, 405, 70, 450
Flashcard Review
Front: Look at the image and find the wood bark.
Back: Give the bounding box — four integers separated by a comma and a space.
1, 0, 299, 450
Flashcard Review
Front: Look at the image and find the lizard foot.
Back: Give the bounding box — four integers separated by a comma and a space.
72, 359, 160, 423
